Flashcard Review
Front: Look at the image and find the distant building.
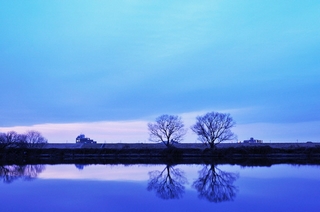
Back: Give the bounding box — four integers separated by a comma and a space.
243, 137, 263, 143
76, 134, 96, 144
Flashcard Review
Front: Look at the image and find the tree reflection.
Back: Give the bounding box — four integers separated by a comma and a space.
75, 164, 89, 170
147, 165, 187, 199
0, 165, 45, 183
193, 164, 239, 203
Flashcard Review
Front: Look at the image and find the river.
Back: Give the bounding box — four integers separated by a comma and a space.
0, 163, 319, 211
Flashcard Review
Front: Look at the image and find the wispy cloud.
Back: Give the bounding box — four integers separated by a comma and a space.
0, 120, 149, 143
1, 109, 318, 143
0, 1, 319, 139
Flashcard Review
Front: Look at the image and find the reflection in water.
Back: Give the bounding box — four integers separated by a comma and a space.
193, 164, 239, 203
147, 165, 187, 199
0, 165, 45, 183
0, 164, 318, 211
0, 163, 239, 204
75, 164, 89, 170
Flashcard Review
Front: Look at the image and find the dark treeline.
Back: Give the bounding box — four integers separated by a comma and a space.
0, 130, 47, 149
1, 126, 320, 167
1, 145, 320, 166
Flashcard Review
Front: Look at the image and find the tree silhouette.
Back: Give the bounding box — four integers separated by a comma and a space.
0, 131, 22, 148
0, 130, 47, 148
23, 131, 48, 148
191, 111, 236, 148
148, 115, 187, 147
147, 165, 187, 199
193, 164, 239, 202
0, 165, 45, 183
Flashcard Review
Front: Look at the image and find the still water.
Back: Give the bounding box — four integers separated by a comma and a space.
0, 163, 319, 212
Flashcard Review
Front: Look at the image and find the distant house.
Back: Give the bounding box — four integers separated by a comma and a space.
76, 134, 97, 144
243, 137, 263, 143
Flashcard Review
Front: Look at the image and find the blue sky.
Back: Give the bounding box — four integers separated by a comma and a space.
1, 1, 319, 142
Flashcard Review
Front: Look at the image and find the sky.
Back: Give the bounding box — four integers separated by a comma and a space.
0, 1, 319, 143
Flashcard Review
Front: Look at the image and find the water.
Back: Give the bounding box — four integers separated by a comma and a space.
0, 164, 319, 212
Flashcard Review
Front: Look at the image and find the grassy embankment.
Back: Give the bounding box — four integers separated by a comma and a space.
1, 143, 320, 166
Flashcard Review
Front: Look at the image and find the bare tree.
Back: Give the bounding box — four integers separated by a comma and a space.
0, 131, 21, 148
148, 114, 187, 147
147, 165, 187, 199
24, 130, 48, 148
191, 112, 236, 148
16, 133, 27, 144
3, 131, 19, 142
193, 164, 239, 203
0, 131, 47, 148
0, 133, 7, 149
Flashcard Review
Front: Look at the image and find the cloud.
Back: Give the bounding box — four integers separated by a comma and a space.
1, 109, 318, 144
0, 1, 319, 129
234, 121, 320, 142
0, 120, 149, 143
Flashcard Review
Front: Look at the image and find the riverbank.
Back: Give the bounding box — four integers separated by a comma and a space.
40, 142, 320, 149
1, 142, 320, 166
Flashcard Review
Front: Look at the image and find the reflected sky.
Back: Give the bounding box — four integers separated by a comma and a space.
0, 164, 319, 211
37, 164, 320, 181
38, 164, 201, 183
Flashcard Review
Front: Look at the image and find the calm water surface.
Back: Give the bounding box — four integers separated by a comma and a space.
0, 164, 319, 212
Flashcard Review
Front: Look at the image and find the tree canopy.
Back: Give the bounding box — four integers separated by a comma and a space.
0, 130, 47, 148
148, 114, 187, 147
191, 111, 236, 148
